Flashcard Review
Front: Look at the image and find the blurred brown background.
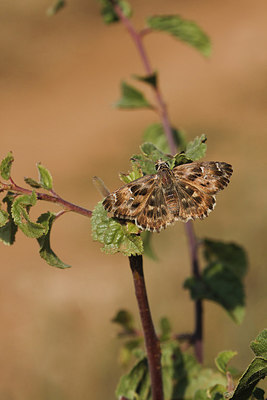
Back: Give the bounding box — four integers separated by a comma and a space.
0, 0, 266, 398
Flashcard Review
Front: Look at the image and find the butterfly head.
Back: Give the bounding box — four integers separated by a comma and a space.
155, 159, 170, 172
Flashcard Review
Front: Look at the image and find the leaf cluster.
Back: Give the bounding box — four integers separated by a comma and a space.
114, 310, 266, 400
0, 153, 70, 268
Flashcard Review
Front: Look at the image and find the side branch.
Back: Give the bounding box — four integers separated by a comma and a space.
129, 255, 164, 400
1, 180, 92, 218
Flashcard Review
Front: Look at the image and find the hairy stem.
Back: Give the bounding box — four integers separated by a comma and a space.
129, 255, 164, 400
1, 180, 92, 218
112, 2, 204, 362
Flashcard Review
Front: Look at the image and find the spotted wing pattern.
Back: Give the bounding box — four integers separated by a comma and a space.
102, 161, 233, 232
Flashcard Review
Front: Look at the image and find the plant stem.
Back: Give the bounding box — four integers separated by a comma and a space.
129, 255, 164, 400
1, 180, 92, 218
111, 3, 204, 362
185, 221, 203, 363
111, 1, 176, 153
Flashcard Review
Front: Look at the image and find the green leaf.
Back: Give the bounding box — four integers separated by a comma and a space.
116, 341, 226, 400
141, 143, 174, 166
133, 72, 158, 89
115, 81, 153, 109
141, 231, 158, 261
37, 163, 53, 190
46, 0, 65, 16
131, 142, 176, 177
203, 239, 248, 279
185, 134, 207, 161
112, 309, 135, 332
100, 0, 132, 24
230, 357, 267, 400
161, 341, 226, 399
24, 177, 42, 189
119, 162, 143, 184
37, 212, 71, 269
143, 123, 186, 153
250, 329, 267, 359
116, 357, 150, 400
147, 15, 211, 57
159, 317, 171, 341
184, 262, 245, 324
131, 153, 157, 176
0, 193, 18, 245
11, 192, 46, 238
174, 152, 193, 166
0, 209, 9, 227
0, 151, 14, 180
91, 202, 143, 256
215, 351, 238, 374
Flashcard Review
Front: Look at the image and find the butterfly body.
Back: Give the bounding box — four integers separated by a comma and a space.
103, 161, 233, 232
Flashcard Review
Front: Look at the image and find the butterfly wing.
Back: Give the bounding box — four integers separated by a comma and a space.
173, 161, 233, 195
103, 174, 173, 232
169, 161, 233, 222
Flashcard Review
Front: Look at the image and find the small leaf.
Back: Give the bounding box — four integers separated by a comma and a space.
159, 317, 171, 341
112, 309, 135, 332
203, 239, 248, 279
147, 15, 211, 57
141, 231, 158, 261
37, 212, 71, 269
37, 163, 53, 190
115, 357, 149, 400
174, 152, 193, 166
126, 221, 140, 235
185, 134, 207, 161
215, 351, 238, 374
46, 0, 65, 16
11, 192, 46, 238
0, 209, 9, 227
24, 177, 42, 189
0, 193, 18, 245
119, 162, 143, 184
250, 329, 267, 359
115, 81, 153, 109
131, 154, 156, 175
133, 72, 158, 89
184, 262, 245, 324
91, 202, 143, 256
143, 123, 186, 153
100, 0, 132, 24
230, 357, 267, 400
140, 142, 174, 167
0, 151, 14, 180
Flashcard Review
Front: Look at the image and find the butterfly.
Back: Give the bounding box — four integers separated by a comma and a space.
102, 160, 233, 232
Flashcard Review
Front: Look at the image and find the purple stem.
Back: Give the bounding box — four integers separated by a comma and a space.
129, 255, 164, 400
2, 180, 92, 218
111, 2, 203, 363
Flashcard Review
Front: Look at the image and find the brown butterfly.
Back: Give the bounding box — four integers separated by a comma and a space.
102, 160, 233, 232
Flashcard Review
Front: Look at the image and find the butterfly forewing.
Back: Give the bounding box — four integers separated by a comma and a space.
102, 160, 233, 232
173, 162, 233, 195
